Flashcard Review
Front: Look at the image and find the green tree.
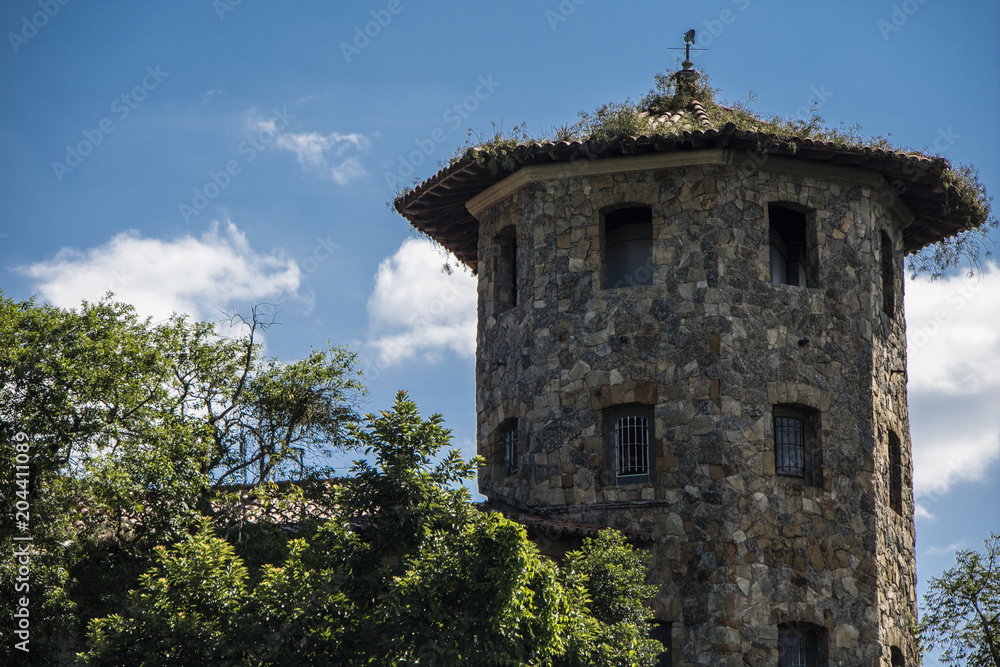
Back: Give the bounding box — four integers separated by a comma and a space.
81, 520, 251, 667
0, 295, 363, 663
918, 533, 1000, 666
561, 531, 661, 667
78, 392, 661, 666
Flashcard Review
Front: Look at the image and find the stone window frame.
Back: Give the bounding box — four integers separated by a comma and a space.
601, 202, 654, 290
767, 202, 818, 289
498, 418, 519, 476
777, 622, 826, 667
766, 383, 829, 490
772, 404, 821, 487
492, 225, 519, 314
880, 229, 897, 318
485, 399, 523, 482
605, 403, 655, 486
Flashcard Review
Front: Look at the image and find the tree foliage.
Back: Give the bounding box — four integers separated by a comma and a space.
917, 533, 1000, 666
77, 392, 663, 666
0, 295, 363, 663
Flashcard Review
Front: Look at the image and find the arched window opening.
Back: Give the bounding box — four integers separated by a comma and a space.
778, 623, 825, 667
606, 404, 654, 485
604, 206, 653, 288
769, 204, 812, 287
493, 227, 518, 313
773, 404, 821, 487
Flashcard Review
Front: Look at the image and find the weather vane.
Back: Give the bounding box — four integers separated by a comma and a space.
667, 29, 708, 69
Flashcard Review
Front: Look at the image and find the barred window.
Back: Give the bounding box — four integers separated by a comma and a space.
616, 415, 650, 477
607, 405, 654, 484
889, 431, 903, 515
775, 415, 805, 476
778, 624, 823, 667
604, 206, 653, 288
773, 405, 820, 486
499, 419, 518, 475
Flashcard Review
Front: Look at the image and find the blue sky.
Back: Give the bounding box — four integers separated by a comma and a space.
2, 0, 998, 644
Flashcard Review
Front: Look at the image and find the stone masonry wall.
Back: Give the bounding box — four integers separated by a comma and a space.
474, 158, 917, 666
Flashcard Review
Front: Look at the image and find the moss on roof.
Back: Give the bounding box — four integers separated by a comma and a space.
397, 69, 995, 277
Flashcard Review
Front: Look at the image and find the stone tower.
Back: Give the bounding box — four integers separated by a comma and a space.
395, 66, 983, 665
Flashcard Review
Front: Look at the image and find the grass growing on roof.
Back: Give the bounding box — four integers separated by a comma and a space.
397, 68, 995, 277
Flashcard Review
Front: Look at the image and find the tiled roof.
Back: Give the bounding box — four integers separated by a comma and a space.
508, 512, 655, 544
395, 98, 980, 269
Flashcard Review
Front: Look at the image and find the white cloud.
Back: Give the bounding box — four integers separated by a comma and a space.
365, 238, 477, 366
923, 540, 968, 556
253, 117, 372, 185
17, 220, 304, 325
906, 264, 1000, 498
914, 503, 935, 522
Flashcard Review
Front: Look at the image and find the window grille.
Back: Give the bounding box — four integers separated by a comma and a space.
775, 415, 806, 477
778, 625, 820, 667
503, 425, 518, 475
615, 414, 650, 477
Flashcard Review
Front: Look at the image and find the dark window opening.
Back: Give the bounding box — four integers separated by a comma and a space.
778, 623, 824, 667
769, 204, 811, 287
606, 405, 654, 485
648, 621, 672, 667
890, 646, 906, 667
774, 405, 820, 487
889, 431, 903, 515
881, 230, 896, 317
494, 227, 518, 313
605, 206, 653, 288
499, 419, 518, 475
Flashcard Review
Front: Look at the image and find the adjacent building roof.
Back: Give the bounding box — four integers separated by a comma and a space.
395, 93, 987, 270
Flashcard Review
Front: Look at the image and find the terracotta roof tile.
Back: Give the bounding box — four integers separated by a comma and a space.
396, 106, 981, 269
